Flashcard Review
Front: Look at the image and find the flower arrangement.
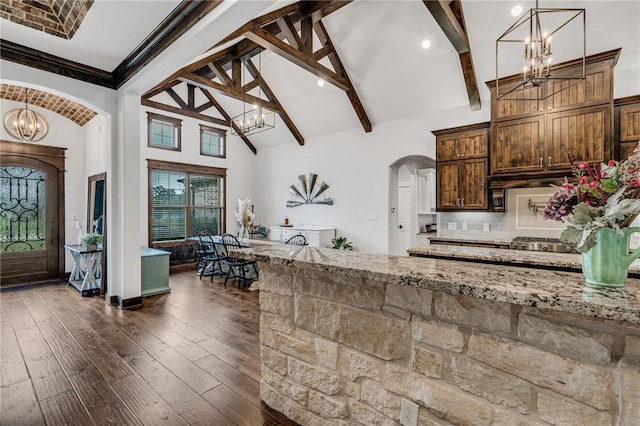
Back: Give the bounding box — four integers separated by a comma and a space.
542, 142, 640, 252
235, 198, 255, 239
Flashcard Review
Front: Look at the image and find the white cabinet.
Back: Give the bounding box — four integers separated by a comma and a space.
270, 226, 335, 247
417, 168, 436, 214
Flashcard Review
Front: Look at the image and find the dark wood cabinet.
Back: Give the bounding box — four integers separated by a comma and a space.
615, 95, 640, 160
487, 49, 618, 178
434, 123, 489, 211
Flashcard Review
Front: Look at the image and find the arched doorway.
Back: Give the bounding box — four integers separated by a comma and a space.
0, 142, 66, 285
388, 155, 436, 255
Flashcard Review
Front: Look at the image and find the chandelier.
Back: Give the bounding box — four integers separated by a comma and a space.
495, 1, 585, 100
3, 88, 49, 142
231, 52, 275, 137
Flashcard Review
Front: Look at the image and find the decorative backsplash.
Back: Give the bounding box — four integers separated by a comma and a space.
438, 187, 564, 240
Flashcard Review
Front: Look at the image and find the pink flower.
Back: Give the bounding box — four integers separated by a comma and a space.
579, 162, 588, 169
631, 179, 640, 187
589, 181, 598, 188
562, 183, 574, 189
608, 160, 617, 167
579, 177, 588, 184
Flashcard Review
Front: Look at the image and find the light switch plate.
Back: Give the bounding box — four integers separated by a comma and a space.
483, 223, 491, 232
448, 222, 457, 231
400, 398, 419, 426
462, 223, 468, 231
369, 213, 378, 220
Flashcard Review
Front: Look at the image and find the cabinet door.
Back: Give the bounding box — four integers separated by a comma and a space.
306, 232, 320, 247
546, 62, 612, 113
459, 159, 488, 209
620, 142, 639, 160
270, 228, 283, 241
491, 82, 542, 121
491, 116, 544, 174
436, 136, 458, 161
546, 105, 610, 169
620, 104, 640, 142
457, 129, 488, 159
436, 162, 459, 209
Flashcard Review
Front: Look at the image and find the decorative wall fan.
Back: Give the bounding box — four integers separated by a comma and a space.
287, 173, 333, 207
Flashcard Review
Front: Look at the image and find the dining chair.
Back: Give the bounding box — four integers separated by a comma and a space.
221, 233, 259, 288
285, 234, 307, 246
194, 229, 214, 271
198, 231, 227, 280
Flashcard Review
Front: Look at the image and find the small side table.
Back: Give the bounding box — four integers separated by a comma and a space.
64, 245, 102, 296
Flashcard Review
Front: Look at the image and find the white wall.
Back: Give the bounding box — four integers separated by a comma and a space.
253, 105, 488, 254
139, 106, 257, 243
1, 98, 87, 271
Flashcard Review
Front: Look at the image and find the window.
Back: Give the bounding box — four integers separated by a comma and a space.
200, 125, 226, 158
147, 112, 182, 151
148, 160, 226, 244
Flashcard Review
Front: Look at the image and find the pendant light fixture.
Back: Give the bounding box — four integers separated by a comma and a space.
495, 0, 585, 100
3, 88, 49, 142
231, 51, 275, 137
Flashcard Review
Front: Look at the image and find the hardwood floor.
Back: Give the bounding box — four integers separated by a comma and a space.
0, 265, 298, 425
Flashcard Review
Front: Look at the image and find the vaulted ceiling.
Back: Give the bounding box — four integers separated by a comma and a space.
1, 0, 639, 151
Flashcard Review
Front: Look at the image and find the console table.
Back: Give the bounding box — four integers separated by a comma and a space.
64, 245, 102, 296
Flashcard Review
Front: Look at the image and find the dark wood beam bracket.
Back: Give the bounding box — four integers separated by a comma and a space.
423, 0, 480, 111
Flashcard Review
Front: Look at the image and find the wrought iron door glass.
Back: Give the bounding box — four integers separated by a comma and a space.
0, 166, 45, 252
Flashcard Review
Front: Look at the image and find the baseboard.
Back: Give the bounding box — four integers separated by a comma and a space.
117, 295, 143, 309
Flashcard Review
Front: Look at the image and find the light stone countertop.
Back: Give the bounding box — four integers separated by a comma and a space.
408, 244, 640, 274
233, 245, 640, 325
428, 236, 513, 246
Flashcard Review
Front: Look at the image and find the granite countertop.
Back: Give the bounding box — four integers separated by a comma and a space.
408, 244, 640, 274
233, 245, 640, 325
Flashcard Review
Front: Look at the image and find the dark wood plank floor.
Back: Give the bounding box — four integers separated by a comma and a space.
0, 265, 298, 426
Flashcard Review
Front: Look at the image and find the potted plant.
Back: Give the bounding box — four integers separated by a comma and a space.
81, 232, 103, 250
331, 236, 354, 250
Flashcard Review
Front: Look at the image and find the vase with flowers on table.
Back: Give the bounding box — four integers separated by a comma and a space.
543, 142, 640, 289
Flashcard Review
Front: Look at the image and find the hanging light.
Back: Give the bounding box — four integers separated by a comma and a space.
495, 0, 585, 100
231, 51, 275, 137
3, 88, 49, 142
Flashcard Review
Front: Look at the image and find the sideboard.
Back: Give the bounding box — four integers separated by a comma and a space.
269, 225, 336, 247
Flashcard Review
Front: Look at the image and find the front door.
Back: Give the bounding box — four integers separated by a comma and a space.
1, 146, 64, 286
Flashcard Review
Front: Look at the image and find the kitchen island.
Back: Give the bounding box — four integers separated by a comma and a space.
235, 245, 640, 425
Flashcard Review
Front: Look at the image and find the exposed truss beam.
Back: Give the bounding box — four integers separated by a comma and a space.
199, 88, 257, 155
423, 0, 480, 110
140, 98, 229, 128
246, 59, 304, 146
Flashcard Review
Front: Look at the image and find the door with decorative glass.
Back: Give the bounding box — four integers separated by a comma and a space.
0, 152, 62, 286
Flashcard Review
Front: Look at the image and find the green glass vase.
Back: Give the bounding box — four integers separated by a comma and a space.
581, 227, 640, 288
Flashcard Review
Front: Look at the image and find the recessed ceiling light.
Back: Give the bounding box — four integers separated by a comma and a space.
511, 5, 523, 16
421, 39, 431, 49
317, 79, 325, 87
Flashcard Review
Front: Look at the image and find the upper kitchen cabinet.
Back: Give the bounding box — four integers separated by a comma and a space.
434, 122, 490, 211
616, 95, 640, 160
487, 49, 618, 177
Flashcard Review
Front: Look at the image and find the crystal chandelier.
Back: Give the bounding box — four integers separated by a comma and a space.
496, 1, 585, 100
231, 52, 275, 137
3, 88, 49, 142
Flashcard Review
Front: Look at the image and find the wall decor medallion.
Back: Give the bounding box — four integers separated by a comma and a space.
287, 173, 333, 207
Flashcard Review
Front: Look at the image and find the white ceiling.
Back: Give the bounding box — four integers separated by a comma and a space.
1, 0, 639, 150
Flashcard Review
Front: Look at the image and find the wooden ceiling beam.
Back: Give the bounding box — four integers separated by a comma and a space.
166, 87, 188, 109
276, 16, 301, 49
246, 59, 305, 146
208, 62, 233, 86
194, 100, 215, 113
244, 25, 350, 91
179, 72, 282, 113
313, 20, 372, 132
140, 98, 229, 128
199, 88, 257, 155
423, 0, 480, 111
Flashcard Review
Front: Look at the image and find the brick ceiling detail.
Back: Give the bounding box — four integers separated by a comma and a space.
1, 84, 98, 126
0, 0, 93, 39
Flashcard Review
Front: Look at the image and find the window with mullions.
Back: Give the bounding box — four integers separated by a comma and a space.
147, 112, 182, 151
200, 125, 226, 158
148, 160, 226, 243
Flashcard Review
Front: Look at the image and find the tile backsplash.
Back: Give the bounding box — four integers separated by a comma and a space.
437, 187, 565, 241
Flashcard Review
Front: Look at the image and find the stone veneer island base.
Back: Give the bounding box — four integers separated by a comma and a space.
234, 246, 640, 425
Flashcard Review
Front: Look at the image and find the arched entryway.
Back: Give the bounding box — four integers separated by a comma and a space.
388, 155, 436, 255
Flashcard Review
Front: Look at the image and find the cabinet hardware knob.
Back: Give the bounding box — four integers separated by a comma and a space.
461, 198, 464, 206
539, 157, 543, 167
548, 156, 553, 167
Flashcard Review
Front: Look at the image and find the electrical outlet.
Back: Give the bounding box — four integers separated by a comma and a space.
483, 223, 491, 232
400, 398, 419, 426
447, 222, 457, 231
462, 222, 468, 231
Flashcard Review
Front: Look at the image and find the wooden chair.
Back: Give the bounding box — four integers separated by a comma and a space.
285, 234, 307, 246
198, 231, 227, 280
221, 233, 259, 288
194, 229, 214, 271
